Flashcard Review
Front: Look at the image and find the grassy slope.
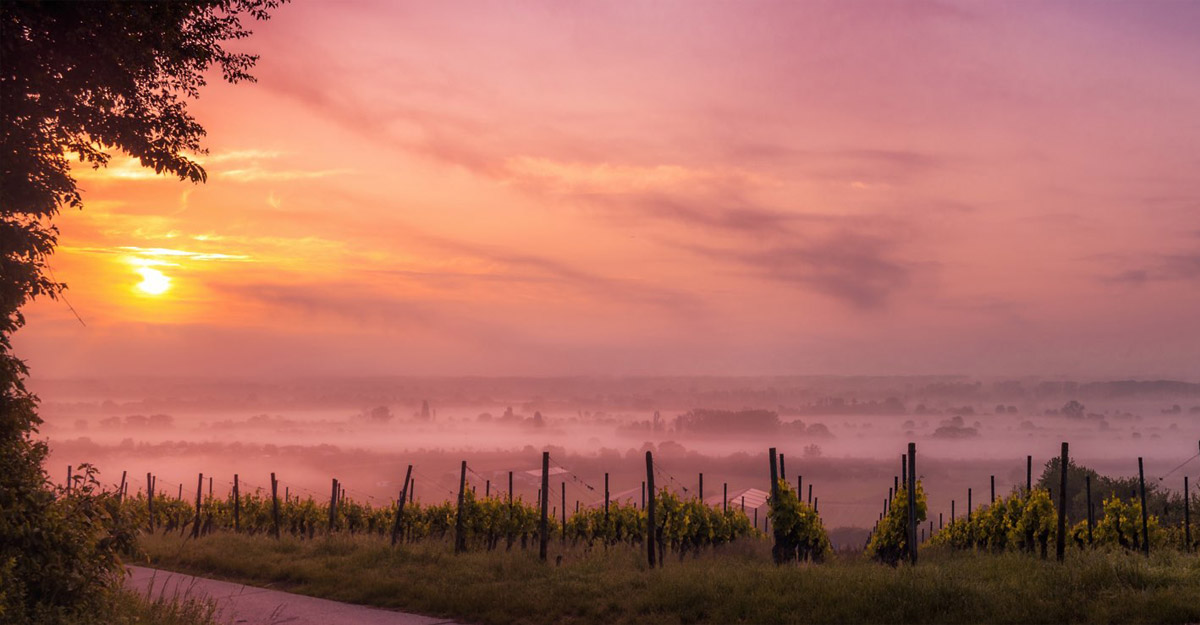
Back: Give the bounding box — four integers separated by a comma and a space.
137, 533, 1200, 625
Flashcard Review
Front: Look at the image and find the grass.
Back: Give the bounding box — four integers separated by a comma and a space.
137, 532, 1200, 624
49, 586, 221, 625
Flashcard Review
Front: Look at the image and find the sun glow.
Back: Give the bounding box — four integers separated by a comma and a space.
135, 267, 172, 295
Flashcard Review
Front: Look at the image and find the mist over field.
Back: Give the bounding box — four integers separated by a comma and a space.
36, 375, 1200, 545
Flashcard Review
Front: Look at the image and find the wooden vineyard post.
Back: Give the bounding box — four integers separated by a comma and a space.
66, 465, 71, 495
798, 475, 803, 499
329, 478, 339, 533
990, 475, 995, 504
191, 473, 203, 539
646, 450, 657, 569
270, 473, 280, 539
561, 482, 566, 545
507, 471, 515, 550
539, 451, 549, 562
908, 442, 917, 565
455, 461, 468, 554
177, 484, 182, 501
723, 483, 728, 513
951, 500, 955, 522
769, 447, 782, 564
486, 480, 490, 497
1085, 474, 1093, 545
939, 512, 943, 530
1057, 442, 1068, 562
641, 481, 645, 509
1138, 458, 1150, 556
146, 472, 155, 532
208, 476, 213, 499
699, 473, 703, 502
1185, 475, 1192, 553
604, 472, 610, 528
117, 471, 126, 505
968, 489, 972, 523
808, 484, 813, 506
1027, 455, 1033, 494
233, 474, 240, 533
391, 465, 412, 546
779, 455, 786, 486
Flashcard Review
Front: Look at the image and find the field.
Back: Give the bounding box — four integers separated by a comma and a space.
137, 532, 1200, 625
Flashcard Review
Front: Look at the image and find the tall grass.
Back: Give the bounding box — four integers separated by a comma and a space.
139, 532, 1200, 624
66, 587, 219, 625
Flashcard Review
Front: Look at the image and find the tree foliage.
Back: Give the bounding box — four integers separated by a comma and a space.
1, 2, 283, 622
1035, 457, 1185, 528
1, 0, 282, 335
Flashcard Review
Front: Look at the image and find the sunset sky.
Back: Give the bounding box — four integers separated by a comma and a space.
15, 0, 1200, 378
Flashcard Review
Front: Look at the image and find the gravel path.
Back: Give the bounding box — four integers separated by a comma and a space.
126, 565, 460, 625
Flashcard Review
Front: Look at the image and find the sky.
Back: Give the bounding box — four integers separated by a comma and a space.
15, 0, 1200, 379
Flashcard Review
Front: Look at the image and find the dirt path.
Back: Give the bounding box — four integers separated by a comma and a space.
125, 566, 460, 625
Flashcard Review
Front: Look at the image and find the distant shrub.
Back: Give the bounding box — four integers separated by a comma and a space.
931, 415, 978, 439
673, 409, 779, 434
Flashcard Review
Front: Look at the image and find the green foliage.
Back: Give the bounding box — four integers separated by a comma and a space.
930, 488, 1170, 559
0, 463, 140, 624
865, 480, 927, 565
1092, 495, 1165, 551
768, 479, 831, 563
1009, 488, 1057, 556
651, 489, 756, 559
931, 489, 1058, 557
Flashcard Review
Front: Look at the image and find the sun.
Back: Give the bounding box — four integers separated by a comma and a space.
135, 267, 172, 296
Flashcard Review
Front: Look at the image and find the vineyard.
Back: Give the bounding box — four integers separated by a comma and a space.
84, 442, 1198, 569
69, 448, 848, 572
87, 452, 825, 566
860, 442, 1199, 569
54, 442, 1200, 624
109, 484, 767, 557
